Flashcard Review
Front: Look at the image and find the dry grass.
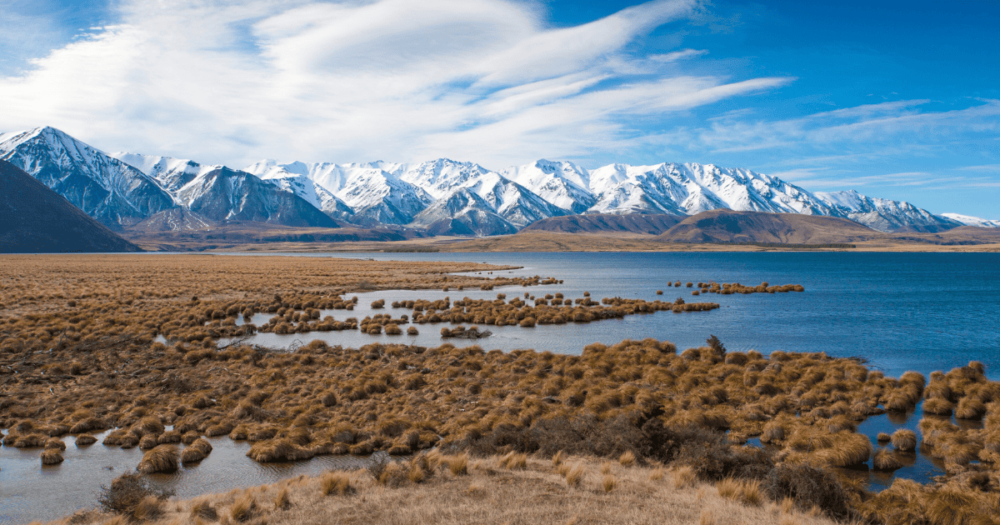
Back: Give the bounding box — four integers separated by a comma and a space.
137, 445, 179, 474
43, 454, 844, 525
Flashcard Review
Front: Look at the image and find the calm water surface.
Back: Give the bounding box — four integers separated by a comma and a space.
2, 252, 998, 523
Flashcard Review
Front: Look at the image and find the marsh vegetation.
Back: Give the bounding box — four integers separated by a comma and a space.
3, 254, 999, 524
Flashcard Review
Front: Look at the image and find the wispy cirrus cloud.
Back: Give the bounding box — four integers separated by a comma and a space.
0, 0, 790, 168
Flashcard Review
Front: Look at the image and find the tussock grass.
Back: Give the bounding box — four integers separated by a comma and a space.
891, 429, 917, 452
40, 448, 64, 465
229, 493, 259, 523
873, 448, 904, 471
137, 445, 179, 474
321, 472, 354, 496
716, 478, 763, 506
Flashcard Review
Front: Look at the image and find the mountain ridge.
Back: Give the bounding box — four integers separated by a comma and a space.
3, 126, 995, 238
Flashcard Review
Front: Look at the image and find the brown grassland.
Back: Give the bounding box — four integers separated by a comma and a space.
48, 454, 847, 525
190, 231, 1000, 253
2, 254, 1000, 524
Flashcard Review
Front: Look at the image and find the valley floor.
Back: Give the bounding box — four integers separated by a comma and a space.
191, 231, 1000, 254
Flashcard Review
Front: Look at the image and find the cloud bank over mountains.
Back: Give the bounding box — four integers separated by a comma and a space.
0, 0, 789, 169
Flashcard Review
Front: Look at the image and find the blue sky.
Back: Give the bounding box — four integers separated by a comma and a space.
1, 0, 998, 218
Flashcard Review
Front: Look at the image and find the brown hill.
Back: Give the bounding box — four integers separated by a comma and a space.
0, 160, 141, 253
122, 222, 428, 251
656, 209, 879, 244
521, 213, 682, 235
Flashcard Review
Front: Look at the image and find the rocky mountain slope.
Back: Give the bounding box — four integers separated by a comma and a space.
522, 213, 682, 235
0, 127, 174, 228
0, 159, 140, 253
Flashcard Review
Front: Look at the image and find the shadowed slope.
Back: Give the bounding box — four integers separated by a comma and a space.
0, 160, 141, 253
656, 209, 879, 244
522, 213, 682, 235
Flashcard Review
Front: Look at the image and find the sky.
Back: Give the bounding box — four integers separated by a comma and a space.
1, 0, 998, 218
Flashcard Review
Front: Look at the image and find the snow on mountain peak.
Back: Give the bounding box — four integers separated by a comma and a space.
941, 213, 1000, 228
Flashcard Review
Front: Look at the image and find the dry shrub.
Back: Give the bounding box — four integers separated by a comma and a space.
137, 445, 179, 474
98, 471, 174, 519
716, 478, 763, 507
676, 433, 774, 481
761, 464, 852, 521
230, 493, 259, 523
321, 472, 354, 496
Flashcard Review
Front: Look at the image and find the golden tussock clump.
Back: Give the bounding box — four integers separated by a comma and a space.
716, 478, 763, 507
137, 445, 179, 474
891, 429, 917, 452
873, 448, 904, 471
602, 474, 617, 492
181, 437, 213, 464
75, 434, 97, 446
499, 452, 527, 470
673, 466, 697, 489
321, 472, 354, 496
563, 462, 586, 488
41, 448, 64, 465
229, 493, 260, 523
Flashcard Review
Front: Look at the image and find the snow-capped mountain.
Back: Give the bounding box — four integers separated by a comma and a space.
940, 213, 1000, 228
584, 163, 836, 217
815, 190, 962, 233
110, 153, 219, 196
396, 159, 567, 227
0, 127, 175, 228
174, 167, 338, 227
245, 160, 431, 225
502, 160, 596, 213
410, 188, 517, 236
5, 125, 984, 238
114, 153, 340, 227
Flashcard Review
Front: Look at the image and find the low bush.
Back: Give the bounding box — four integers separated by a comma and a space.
761, 464, 852, 521
97, 471, 174, 520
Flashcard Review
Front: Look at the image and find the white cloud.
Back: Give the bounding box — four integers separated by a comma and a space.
0, 0, 791, 168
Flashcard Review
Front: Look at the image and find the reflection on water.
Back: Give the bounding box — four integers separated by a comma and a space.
0, 427, 391, 525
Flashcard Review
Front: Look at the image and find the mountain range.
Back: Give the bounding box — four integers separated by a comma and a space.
1, 126, 995, 237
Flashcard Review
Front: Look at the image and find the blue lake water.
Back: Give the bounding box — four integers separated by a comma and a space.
224, 251, 1000, 380
3, 251, 998, 524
